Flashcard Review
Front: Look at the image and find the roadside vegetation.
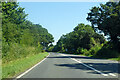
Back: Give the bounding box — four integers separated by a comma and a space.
47, 1, 120, 60
2, 52, 48, 78
2, 2, 54, 63
1, 1, 54, 78
1, 1, 120, 79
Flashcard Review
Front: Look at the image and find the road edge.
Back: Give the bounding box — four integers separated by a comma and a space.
15, 53, 50, 78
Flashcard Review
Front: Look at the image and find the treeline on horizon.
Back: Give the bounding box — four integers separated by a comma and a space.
1, 2, 54, 63
47, 1, 120, 59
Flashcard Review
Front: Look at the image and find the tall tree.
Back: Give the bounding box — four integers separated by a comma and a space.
54, 23, 105, 54
87, 2, 120, 43
2, 2, 27, 24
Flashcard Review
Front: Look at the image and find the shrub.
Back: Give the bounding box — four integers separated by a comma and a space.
2, 42, 43, 63
89, 44, 103, 56
83, 49, 90, 56
95, 42, 119, 58
96, 47, 119, 58
76, 47, 82, 54
80, 48, 90, 56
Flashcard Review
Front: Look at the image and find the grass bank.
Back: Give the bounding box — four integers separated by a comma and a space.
108, 57, 120, 61
2, 52, 49, 78
82, 54, 120, 61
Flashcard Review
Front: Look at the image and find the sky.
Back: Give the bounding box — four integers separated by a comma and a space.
19, 2, 106, 45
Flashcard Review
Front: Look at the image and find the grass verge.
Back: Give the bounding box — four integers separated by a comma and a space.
108, 57, 120, 61
84, 54, 120, 61
2, 52, 49, 78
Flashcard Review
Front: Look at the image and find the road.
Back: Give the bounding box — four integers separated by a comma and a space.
20, 52, 119, 78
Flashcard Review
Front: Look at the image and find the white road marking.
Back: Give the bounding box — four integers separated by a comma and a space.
70, 58, 108, 76
108, 73, 116, 76
60, 54, 66, 56
60, 53, 116, 77
16, 53, 50, 78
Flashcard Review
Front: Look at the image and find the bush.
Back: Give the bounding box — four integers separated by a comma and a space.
96, 47, 119, 58
41, 50, 45, 53
83, 49, 90, 56
80, 48, 90, 56
2, 42, 43, 63
95, 42, 119, 58
76, 47, 81, 54
89, 44, 103, 56
47, 46, 54, 52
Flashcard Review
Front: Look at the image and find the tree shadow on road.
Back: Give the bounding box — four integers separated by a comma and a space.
48, 56, 95, 59
48, 56, 120, 75
55, 63, 119, 74
55, 63, 120, 74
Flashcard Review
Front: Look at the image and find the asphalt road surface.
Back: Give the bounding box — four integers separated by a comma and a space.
21, 52, 119, 78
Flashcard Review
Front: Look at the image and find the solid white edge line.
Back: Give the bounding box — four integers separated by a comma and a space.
16, 53, 50, 78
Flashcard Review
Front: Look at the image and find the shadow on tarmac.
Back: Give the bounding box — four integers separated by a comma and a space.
48, 55, 119, 74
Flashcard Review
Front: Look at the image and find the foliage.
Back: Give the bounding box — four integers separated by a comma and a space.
86, 1, 120, 58
53, 1, 120, 59
2, 2, 27, 24
2, 52, 49, 78
46, 44, 54, 52
89, 44, 103, 56
2, 2, 54, 63
54, 23, 105, 55
2, 42, 41, 63
87, 1, 120, 49
81, 49, 89, 56
96, 42, 119, 58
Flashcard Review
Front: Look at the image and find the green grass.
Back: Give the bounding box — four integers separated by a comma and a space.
2, 52, 49, 78
78, 53, 120, 61
0, 60, 2, 80
108, 57, 120, 61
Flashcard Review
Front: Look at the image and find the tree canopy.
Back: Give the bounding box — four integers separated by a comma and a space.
86, 2, 120, 43
2, 2, 54, 62
52, 23, 105, 54
2, 2, 54, 47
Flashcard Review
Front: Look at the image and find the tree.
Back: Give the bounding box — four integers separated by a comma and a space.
87, 2, 120, 43
2, 2, 54, 62
55, 23, 105, 54
2, 2, 27, 24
